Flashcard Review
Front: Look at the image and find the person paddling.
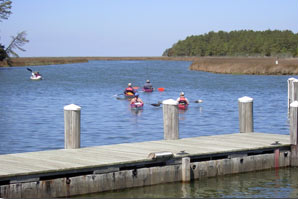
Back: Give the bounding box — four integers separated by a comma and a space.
176, 92, 189, 105
124, 83, 136, 96
143, 80, 153, 90
130, 93, 144, 105
32, 71, 41, 78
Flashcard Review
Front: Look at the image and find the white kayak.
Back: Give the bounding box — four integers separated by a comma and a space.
30, 76, 43, 80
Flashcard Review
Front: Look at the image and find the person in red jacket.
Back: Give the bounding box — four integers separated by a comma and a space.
124, 83, 136, 96
176, 92, 189, 105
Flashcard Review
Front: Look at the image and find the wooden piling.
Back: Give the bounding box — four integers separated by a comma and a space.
163, 99, 179, 140
182, 157, 191, 182
64, 104, 81, 149
238, 96, 253, 133
292, 79, 298, 102
290, 101, 298, 166
288, 78, 296, 112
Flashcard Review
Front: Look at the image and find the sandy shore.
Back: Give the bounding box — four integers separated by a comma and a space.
1, 56, 297, 75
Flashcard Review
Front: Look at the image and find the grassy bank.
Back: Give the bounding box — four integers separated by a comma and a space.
0, 57, 89, 67
1, 56, 297, 75
189, 57, 298, 75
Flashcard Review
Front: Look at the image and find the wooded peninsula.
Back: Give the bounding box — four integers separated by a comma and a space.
1, 30, 297, 75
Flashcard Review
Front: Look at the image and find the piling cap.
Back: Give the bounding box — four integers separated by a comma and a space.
290, 101, 298, 108
238, 96, 253, 103
64, 104, 81, 111
163, 99, 178, 105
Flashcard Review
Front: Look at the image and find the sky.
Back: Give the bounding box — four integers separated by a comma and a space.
0, 0, 297, 57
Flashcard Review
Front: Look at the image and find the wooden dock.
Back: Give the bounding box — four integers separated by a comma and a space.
0, 132, 290, 181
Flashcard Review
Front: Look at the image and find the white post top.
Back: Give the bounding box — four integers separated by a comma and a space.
238, 96, 253, 103
163, 99, 178, 105
290, 101, 298, 108
288, 77, 297, 81
64, 104, 81, 111
293, 79, 298, 83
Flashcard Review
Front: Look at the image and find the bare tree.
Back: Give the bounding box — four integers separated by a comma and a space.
5, 31, 29, 57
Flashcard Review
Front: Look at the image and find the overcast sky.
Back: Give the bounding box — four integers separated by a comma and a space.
0, 0, 297, 57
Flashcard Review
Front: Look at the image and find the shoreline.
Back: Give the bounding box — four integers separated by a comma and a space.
1, 56, 297, 75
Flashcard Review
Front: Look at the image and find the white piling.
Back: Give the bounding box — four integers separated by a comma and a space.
163, 99, 179, 140
292, 79, 298, 103
64, 104, 81, 149
288, 78, 296, 112
290, 101, 298, 166
238, 96, 253, 133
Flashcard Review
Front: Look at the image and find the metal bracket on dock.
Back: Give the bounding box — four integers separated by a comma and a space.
147, 151, 173, 159
10, 177, 40, 184
228, 153, 248, 159
93, 167, 119, 174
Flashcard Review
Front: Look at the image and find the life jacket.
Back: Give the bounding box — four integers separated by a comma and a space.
125, 87, 135, 95
178, 96, 188, 105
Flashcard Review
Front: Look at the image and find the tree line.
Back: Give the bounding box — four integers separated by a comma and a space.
0, 0, 29, 62
163, 30, 298, 57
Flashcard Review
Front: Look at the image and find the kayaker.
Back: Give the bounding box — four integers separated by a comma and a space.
143, 80, 153, 90
124, 83, 136, 96
176, 92, 189, 105
31, 71, 41, 78
130, 93, 143, 105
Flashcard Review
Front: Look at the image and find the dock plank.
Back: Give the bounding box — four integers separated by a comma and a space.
0, 133, 291, 179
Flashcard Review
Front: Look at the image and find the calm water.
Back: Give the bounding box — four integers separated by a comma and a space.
0, 60, 291, 154
0, 60, 296, 198
80, 167, 298, 198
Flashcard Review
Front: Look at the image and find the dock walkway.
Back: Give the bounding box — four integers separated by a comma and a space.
0, 132, 290, 182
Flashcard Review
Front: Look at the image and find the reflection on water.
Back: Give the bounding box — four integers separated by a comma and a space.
78, 167, 298, 198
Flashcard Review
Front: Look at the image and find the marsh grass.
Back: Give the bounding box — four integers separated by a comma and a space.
189, 57, 298, 75
1, 56, 297, 75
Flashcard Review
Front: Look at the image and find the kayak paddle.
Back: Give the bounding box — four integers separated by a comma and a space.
150, 100, 203, 107
26, 68, 32, 72
193, 100, 203, 103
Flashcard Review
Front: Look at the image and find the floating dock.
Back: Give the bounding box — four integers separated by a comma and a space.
0, 132, 292, 198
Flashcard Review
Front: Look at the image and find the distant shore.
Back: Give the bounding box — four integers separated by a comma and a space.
1, 56, 297, 75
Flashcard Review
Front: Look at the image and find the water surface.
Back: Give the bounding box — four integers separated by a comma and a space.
79, 167, 298, 198
0, 60, 291, 154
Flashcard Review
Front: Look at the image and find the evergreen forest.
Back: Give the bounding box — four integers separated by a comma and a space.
162, 30, 298, 57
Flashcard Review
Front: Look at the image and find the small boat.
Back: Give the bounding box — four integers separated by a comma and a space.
178, 103, 188, 110
131, 102, 144, 110
30, 75, 43, 80
143, 87, 154, 92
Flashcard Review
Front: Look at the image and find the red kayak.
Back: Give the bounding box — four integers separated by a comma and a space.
178, 104, 188, 110
131, 102, 144, 109
143, 87, 154, 92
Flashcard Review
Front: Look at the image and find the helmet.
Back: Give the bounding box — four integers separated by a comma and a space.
146, 80, 150, 83
180, 92, 184, 96
128, 83, 132, 86
135, 93, 139, 97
